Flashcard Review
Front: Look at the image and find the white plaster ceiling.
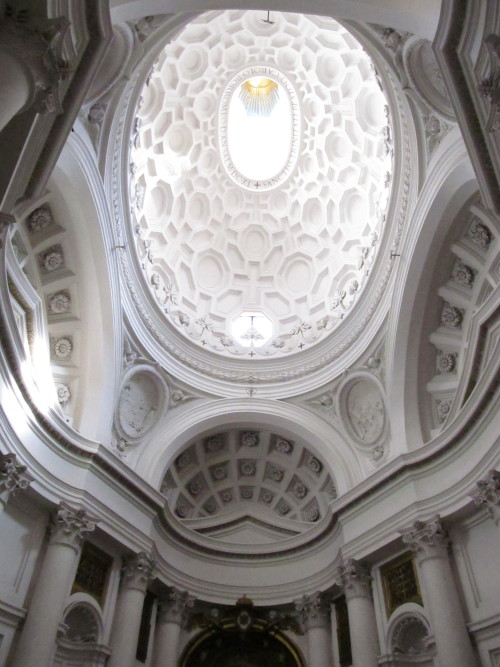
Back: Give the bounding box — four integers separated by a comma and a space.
160, 428, 337, 547
129, 10, 392, 359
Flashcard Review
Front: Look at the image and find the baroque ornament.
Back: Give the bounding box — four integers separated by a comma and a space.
48, 290, 71, 314
40, 245, 64, 272
435, 350, 457, 374
54, 337, 72, 359
343, 378, 385, 444
27, 206, 53, 233
467, 219, 492, 249
56, 383, 71, 404
240, 431, 259, 447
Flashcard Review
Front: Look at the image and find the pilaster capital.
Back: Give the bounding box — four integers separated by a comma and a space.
0, 16, 71, 114
0, 452, 33, 507
335, 558, 372, 601
470, 470, 500, 524
294, 591, 331, 630
158, 588, 195, 626
399, 515, 449, 564
49, 503, 97, 552
121, 551, 155, 592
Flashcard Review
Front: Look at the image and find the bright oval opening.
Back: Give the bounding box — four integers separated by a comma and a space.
225, 75, 293, 185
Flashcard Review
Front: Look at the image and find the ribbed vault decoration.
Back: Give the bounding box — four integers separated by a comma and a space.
160, 429, 337, 544
129, 10, 392, 358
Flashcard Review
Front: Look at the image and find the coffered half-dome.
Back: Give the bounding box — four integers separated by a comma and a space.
116, 9, 404, 390
159, 427, 338, 552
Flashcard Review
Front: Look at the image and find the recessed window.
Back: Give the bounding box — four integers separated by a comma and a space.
232, 310, 273, 348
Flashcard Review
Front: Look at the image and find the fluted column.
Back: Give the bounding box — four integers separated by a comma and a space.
470, 470, 500, 526
11, 503, 96, 667
400, 516, 478, 667
335, 559, 379, 667
152, 588, 195, 667
294, 592, 333, 667
108, 551, 155, 667
0, 452, 33, 512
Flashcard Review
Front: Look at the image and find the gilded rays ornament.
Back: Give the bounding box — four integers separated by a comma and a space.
239, 77, 280, 116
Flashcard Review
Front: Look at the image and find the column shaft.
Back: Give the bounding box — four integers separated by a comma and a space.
108, 552, 155, 667
151, 588, 194, 667
306, 624, 333, 667
336, 559, 379, 667
346, 594, 379, 667
152, 619, 181, 667
401, 516, 478, 667
295, 592, 333, 667
11, 504, 95, 667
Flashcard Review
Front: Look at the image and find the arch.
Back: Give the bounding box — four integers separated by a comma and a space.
385, 132, 478, 452
46, 134, 123, 442
180, 620, 306, 667
135, 398, 363, 493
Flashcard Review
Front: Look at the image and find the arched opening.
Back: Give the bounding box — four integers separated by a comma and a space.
181, 620, 305, 667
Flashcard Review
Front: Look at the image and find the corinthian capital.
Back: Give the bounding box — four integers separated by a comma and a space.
49, 503, 97, 551
335, 558, 372, 601
294, 591, 331, 629
121, 552, 155, 591
470, 470, 500, 524
0, 452, 33, 508
399, 515, 448, 563
158, 588, 195, 626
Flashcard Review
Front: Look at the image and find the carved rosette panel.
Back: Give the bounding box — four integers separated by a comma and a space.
425, 202, 498, 432
115, 365, 168, 443
340, 376, 386, 446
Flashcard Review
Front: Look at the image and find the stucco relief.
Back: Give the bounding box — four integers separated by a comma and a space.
342, 377, 386, 445
115, 366, 167, 442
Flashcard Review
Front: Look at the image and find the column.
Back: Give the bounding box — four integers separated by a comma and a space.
152, 588, 195, 667
108, 551, 155, 667
11, 503, 96, 667
335, 559, 379, 667
0, 452, 33, 512
294, 592, 333, 667
470, 470, 500, 526
400, 516, 478, 667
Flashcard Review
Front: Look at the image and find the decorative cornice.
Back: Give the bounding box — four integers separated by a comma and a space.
0, 452, 33, 508
335, 558, 373, 601
399, 515, 449, 564
49, 502, 97, 551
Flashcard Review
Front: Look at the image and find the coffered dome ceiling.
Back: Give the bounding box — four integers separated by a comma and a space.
127, 10, 394, 363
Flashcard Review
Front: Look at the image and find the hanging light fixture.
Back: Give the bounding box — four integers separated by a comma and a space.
239, 77, 280, 117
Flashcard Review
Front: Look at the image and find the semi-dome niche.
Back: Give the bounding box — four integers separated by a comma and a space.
160, 428, 338, 550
